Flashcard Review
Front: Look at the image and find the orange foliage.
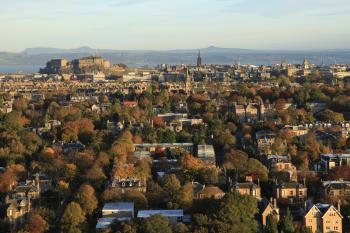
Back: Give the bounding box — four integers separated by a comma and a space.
152, 117, 164, 127
180, 153, 205, 170
133, 135, 143, 144
112, 163, 136, 179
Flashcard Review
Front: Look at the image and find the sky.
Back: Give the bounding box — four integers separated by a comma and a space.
1, 0, 350, 52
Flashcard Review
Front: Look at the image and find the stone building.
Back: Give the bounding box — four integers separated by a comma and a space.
304, 203, 342, 233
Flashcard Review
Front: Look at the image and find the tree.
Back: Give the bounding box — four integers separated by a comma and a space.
197, 168, 219, 185
275, 99, 286, 112
135, 159, 152, 180
74, 184, 98, 216
3, 111, 29, 131
213, 130, 236, 151
0, 220, 11, 233
174, 223, 190, 233
146, 181, 165, 207
83, 165, 106, 189
264, 215, 278, 233
111, 130, 135, 157
24, 214, 49, 233
19, 131, 42, 155
158, 129, 176, 143
111, 221, 137, 233
279, 208, 295, 233
61, 121, 79, 142
178, 182, 194, 210
60, 202, 85, 233
122, 190, 148, 210
13, 97, 28, 111
319, 109, 344, 123
139, 215, 173, 233
160, 174, 181, 201
101, 188, 122, 202
327, 165, 350, 181
244, 158, 269, 182
153, 117, 165, 127
271, 138, 287, 155
180, 153, 205, 170
222, 149, 249, 170
212, 192, 258, 233
297, 226, 312, 233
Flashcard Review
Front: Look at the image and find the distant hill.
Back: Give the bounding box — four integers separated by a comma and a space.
21, 46, 256, 55
0, 46, 350, 73
22, 46, 98, 55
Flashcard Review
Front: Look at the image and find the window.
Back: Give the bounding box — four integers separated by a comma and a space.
309, 219, 312, 223
290, 191, 294, 195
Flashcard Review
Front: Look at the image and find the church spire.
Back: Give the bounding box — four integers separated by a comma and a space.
197, 50, 202, 67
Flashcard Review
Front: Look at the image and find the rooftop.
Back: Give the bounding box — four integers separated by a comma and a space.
102, 202, 134, 212
137, 209, 184, 218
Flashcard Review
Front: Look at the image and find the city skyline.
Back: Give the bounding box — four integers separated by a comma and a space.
1, 0, 350, 52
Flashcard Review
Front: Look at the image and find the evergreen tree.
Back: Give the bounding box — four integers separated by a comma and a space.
264, 215, 279, 233
212, 192, 258, 233
279, 209, 295, 233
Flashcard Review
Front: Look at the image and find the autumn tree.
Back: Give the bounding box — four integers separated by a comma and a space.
160, 174, 181, 204
74, 184, 98, 216
83, 165, 106, 189
152, 117, 165, 127
111, 130, 135, 157
3, 111, 29, 131
60, 202, 85, 233
327, 165, 350, 181
24, 214, 49, 233
178, 182, 194, 210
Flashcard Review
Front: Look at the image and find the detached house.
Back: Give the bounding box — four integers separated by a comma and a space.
273, 181, 307, 204
231, 176, 261, 200
321, 180, 350, 201
6, 176, 43, 225
304, 203, 342, 233
258, 198, 280, 227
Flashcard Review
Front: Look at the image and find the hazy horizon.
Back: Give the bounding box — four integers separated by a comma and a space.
1, 0, 350, 52
2, 45, 350, 54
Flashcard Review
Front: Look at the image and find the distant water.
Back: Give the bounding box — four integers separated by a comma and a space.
0, 65, 39, 73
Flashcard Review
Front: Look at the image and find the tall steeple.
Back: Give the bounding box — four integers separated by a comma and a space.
197, 50, 202, 67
